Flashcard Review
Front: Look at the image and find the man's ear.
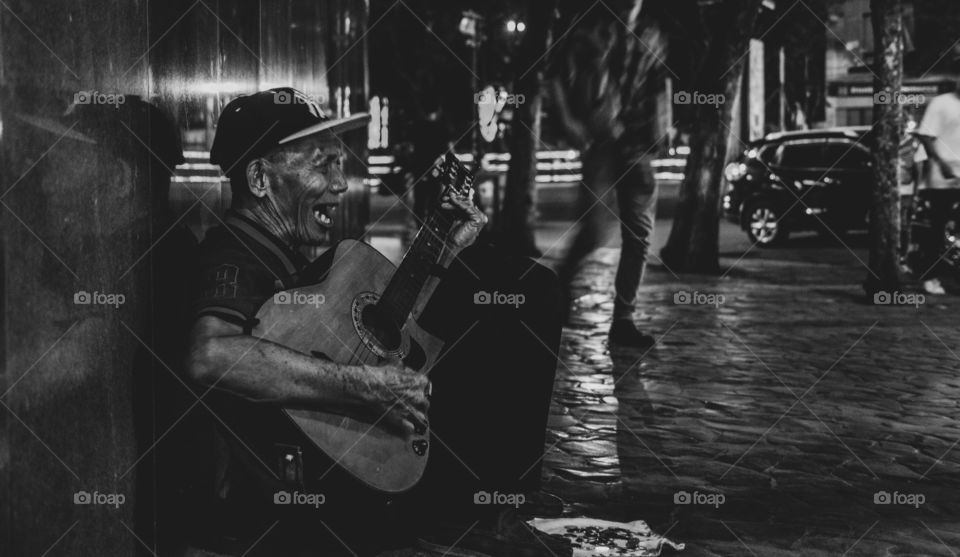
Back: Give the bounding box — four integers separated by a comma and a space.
244, 158, 270, 199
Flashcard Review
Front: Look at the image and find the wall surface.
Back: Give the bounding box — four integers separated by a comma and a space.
0, 1, 370, 555
0, 1, 152, 555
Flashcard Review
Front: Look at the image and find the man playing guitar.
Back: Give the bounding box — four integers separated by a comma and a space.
184, 88, 567, 556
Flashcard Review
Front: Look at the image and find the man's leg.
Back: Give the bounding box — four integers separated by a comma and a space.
609, 155, 658, 346
556, 143, 622, 319
411, 244, 562, 523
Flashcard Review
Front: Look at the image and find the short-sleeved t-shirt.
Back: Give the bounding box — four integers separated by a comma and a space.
193, 210, 310, 332
917, 93, 960, 185
546, 22, 662, 161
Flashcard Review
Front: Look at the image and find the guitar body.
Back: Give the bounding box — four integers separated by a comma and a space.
252, 239, 443, 494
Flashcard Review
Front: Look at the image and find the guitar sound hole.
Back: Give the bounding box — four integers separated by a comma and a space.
360, 304, 402, 352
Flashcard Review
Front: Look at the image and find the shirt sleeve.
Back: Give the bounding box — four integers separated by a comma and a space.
192, 249, 279, 331
917, 95, 945, 138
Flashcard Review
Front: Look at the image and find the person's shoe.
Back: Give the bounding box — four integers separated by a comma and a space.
608, 319, 656, 348
924, 278, 947, 295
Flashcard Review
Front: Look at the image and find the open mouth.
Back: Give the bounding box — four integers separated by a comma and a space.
312, 203, 339, 228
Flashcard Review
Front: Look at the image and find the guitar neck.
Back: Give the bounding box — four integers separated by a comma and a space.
378, 154, 472, 327
378, 208, 456, 327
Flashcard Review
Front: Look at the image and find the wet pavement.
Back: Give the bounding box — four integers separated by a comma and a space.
538, 243, 960, 556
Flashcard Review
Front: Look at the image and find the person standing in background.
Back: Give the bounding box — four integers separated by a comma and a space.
547, 12, 665, 348
914, 59, 960, 294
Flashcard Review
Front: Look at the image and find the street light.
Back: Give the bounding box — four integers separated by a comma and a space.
506, 19, 525, 33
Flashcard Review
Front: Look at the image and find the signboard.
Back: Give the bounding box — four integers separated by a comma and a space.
828, 81, 951, 98
748, 39, 765, 141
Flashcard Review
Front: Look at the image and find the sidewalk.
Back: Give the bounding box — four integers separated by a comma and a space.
538, 242, 960, 556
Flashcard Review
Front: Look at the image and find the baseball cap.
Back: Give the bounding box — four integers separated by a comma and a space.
210, 87, 369, 172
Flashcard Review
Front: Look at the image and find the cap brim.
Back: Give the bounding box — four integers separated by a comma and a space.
278, 113, 371, 145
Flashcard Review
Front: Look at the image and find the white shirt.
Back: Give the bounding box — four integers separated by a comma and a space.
917, 92, 960, 188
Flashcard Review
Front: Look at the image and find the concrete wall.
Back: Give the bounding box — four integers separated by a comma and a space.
0, 1, 370, 555
0, 1, 152, 555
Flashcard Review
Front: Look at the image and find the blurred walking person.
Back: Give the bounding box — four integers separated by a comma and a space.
548, 11, 665, 348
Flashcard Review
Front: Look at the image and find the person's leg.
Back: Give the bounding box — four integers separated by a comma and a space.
919, 190, 951, 293
556, 143, 622, 313
612, 155, 658, 321
411, 244, 562, 523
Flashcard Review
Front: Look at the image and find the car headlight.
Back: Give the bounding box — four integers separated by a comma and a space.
724, 162, 746, 183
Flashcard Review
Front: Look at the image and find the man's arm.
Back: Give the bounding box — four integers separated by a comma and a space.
547, 77, 591, 150
915, 96, 957, 179
186, 315, 429, 432
917, 134, 957, 179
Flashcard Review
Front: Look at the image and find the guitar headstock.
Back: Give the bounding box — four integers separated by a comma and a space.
429, 152, 474, 198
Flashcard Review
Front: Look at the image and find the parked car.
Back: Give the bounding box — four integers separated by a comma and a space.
722, 127, 874, 245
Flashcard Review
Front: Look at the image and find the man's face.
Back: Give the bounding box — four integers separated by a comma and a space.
262, 136, 347, 246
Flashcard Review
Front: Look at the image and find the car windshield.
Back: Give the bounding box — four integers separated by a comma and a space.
777, 141, 824, 168
822, 140, 871, 169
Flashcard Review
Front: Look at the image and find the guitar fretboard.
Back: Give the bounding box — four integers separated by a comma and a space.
379, 209, 456, 326
378, 154, 472, 326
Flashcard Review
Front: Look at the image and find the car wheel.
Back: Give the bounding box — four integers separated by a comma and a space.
746, 201, 788, 246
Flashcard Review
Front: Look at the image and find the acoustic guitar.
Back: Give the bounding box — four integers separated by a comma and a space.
249, 153, 473, 494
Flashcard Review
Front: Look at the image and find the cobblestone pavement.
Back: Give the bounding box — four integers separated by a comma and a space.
539, 243, 960, 556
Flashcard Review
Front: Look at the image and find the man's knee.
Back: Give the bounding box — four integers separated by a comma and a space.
620, 225, 653, 253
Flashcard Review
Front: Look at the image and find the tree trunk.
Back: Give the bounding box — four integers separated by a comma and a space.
495, 0, 558, 255
864, 0, 903, 294
660, 0, 763, 273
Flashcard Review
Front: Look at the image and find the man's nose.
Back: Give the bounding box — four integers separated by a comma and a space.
329, 172, 348, 194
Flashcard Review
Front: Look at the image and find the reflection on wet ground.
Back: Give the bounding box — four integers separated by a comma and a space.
542, 248, 960, 556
